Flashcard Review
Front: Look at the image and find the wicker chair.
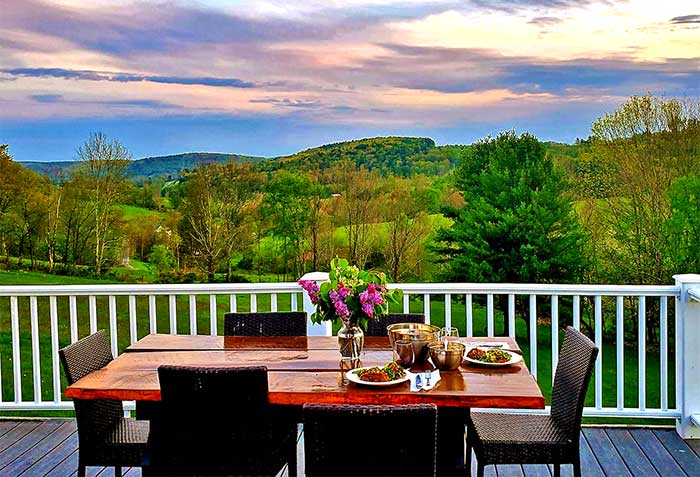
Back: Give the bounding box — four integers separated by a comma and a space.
303, 403, 438, 477
466, 326, 598, 477
365, 313, 425, 336
59, 330, 149, 477
143, 365, 297, 476
223, 311, 307, 336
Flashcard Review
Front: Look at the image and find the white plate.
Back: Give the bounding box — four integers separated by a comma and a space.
345, 366, 410, 386
463, 347, 523, 367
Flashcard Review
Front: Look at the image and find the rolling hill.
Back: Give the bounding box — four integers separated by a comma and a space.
21, 152, 265, 179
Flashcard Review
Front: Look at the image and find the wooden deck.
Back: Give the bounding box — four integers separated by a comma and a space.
1, 419, 699, 476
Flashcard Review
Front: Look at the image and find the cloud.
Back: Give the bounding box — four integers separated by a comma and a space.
468, 0, 603, 13
249, 98, 321, 108
3, 68, 255, 88
351, 43, 700, 96
29, 93, 175, 109
528, 16, 562, 26
670, 14, 700, 24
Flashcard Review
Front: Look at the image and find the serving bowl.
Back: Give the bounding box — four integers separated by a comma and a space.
387, 323, 441, 350
429, 342, 466, 371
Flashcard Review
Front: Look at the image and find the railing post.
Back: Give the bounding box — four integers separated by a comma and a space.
300, 271, 332, 336
673, 274, 700, 438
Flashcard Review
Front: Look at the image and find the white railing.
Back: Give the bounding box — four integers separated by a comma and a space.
1, 276, 698, 437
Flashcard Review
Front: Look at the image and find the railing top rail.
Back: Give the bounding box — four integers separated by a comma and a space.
0, 281, 680, 297
0, 282, 302, 296
393, 283, 680, 296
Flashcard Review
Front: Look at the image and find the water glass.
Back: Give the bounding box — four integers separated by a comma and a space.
394, 339, 414, 368
440, 327, 459, 341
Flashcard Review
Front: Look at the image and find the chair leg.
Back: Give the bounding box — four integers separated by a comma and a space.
553, 463, 560, 477
477, 463, 485, 477
115, 465, 122, 477
573, 454, 582, 477
78, 463, 86, 477
466, 439, 472, 476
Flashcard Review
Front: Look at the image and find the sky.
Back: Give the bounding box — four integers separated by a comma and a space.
1, 0, 699, 162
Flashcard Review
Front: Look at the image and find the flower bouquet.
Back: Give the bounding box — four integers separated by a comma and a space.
299, 258, 401, 359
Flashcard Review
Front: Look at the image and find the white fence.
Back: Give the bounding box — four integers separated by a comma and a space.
1, 276, 699, 437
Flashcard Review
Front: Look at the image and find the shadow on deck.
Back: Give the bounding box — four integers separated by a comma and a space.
1, 419, 699, 476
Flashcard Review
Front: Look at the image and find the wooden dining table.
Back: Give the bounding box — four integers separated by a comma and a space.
66, 334, 545, 476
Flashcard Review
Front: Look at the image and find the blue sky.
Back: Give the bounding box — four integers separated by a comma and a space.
1, 0, 698, 162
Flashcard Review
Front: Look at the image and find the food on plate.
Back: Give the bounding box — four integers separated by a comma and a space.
353, 361, 406, 382
466, 347, 512, 364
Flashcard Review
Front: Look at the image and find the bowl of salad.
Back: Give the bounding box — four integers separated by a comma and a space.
464, 347, 523, 367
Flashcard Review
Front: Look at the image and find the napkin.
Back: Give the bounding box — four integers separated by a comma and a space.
408, 370, 441, 392
422, 369, 441, 391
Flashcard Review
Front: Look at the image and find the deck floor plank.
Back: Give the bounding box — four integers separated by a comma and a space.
579, 430, 605, 477
0, 420, 39, 454
0, 421, 19, 438
631, 429, 686, 476
3, 420, 700, 477
605, 429, 658, 476
18, 429, 77, 477
0, 420, 75, 477
0, 419, 63, 472
583, 428, 631, 476
521, 464, 551, 477
46, 449, 80, 477
653, 429, 700, 476
495, 464, 524, 476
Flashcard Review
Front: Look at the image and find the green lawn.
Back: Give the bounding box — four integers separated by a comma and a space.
0, 271, 675, 424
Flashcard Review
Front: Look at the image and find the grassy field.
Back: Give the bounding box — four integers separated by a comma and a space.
0, 270, 674, 423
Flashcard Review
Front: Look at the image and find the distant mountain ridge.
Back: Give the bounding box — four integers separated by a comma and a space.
21, 152, 265, 179
19, 137, 579, 180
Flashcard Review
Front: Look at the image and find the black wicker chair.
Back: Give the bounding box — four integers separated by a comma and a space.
223, 311, 307, 336
466, 326, 598, 477
365, 313, 425, 336
143, 365, 297, 476
59, 330, 149, 477
303, 403, 438, 477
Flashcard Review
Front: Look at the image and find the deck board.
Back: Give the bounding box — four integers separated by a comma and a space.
604, 429, 658, 476
584, 428, 629, 476
631, 429, 686, 476
652, 429, 700, 476
1, 419, 698, 476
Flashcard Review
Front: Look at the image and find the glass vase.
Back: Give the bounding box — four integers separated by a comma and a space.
338, 322, 364, 361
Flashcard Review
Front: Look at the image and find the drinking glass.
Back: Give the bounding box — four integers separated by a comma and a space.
440, 327, 459, 341
394, 339, 414, 368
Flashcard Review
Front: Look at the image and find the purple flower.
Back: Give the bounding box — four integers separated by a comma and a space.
329, 290, 352, 320
359, 282, 385, 319
299, 279, 320, 304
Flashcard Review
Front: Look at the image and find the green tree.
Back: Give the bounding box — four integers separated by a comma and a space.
434, 131, 587, 333
667, 174, 700, 273
75, 132, 131, 274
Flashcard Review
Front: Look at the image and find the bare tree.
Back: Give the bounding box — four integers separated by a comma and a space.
76, 133, 131, 274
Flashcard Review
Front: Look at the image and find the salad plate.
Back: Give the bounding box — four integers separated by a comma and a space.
346, 365, 410, 386
463, 347, 523, 367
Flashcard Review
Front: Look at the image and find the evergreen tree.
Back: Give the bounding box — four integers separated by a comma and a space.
434, 131, 587, 332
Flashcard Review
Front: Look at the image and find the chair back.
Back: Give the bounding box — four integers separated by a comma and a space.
59, 330, 123, 442
149, 365, 292, 475
304, 403, 437, 477
550, 326, 598, 441
365, 313, 425, 336
223, 311, 307, 336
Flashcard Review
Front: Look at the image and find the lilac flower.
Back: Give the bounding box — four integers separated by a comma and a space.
329, 289, 352, 320
299, 279, 320, 304
359, 282, 385, 319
